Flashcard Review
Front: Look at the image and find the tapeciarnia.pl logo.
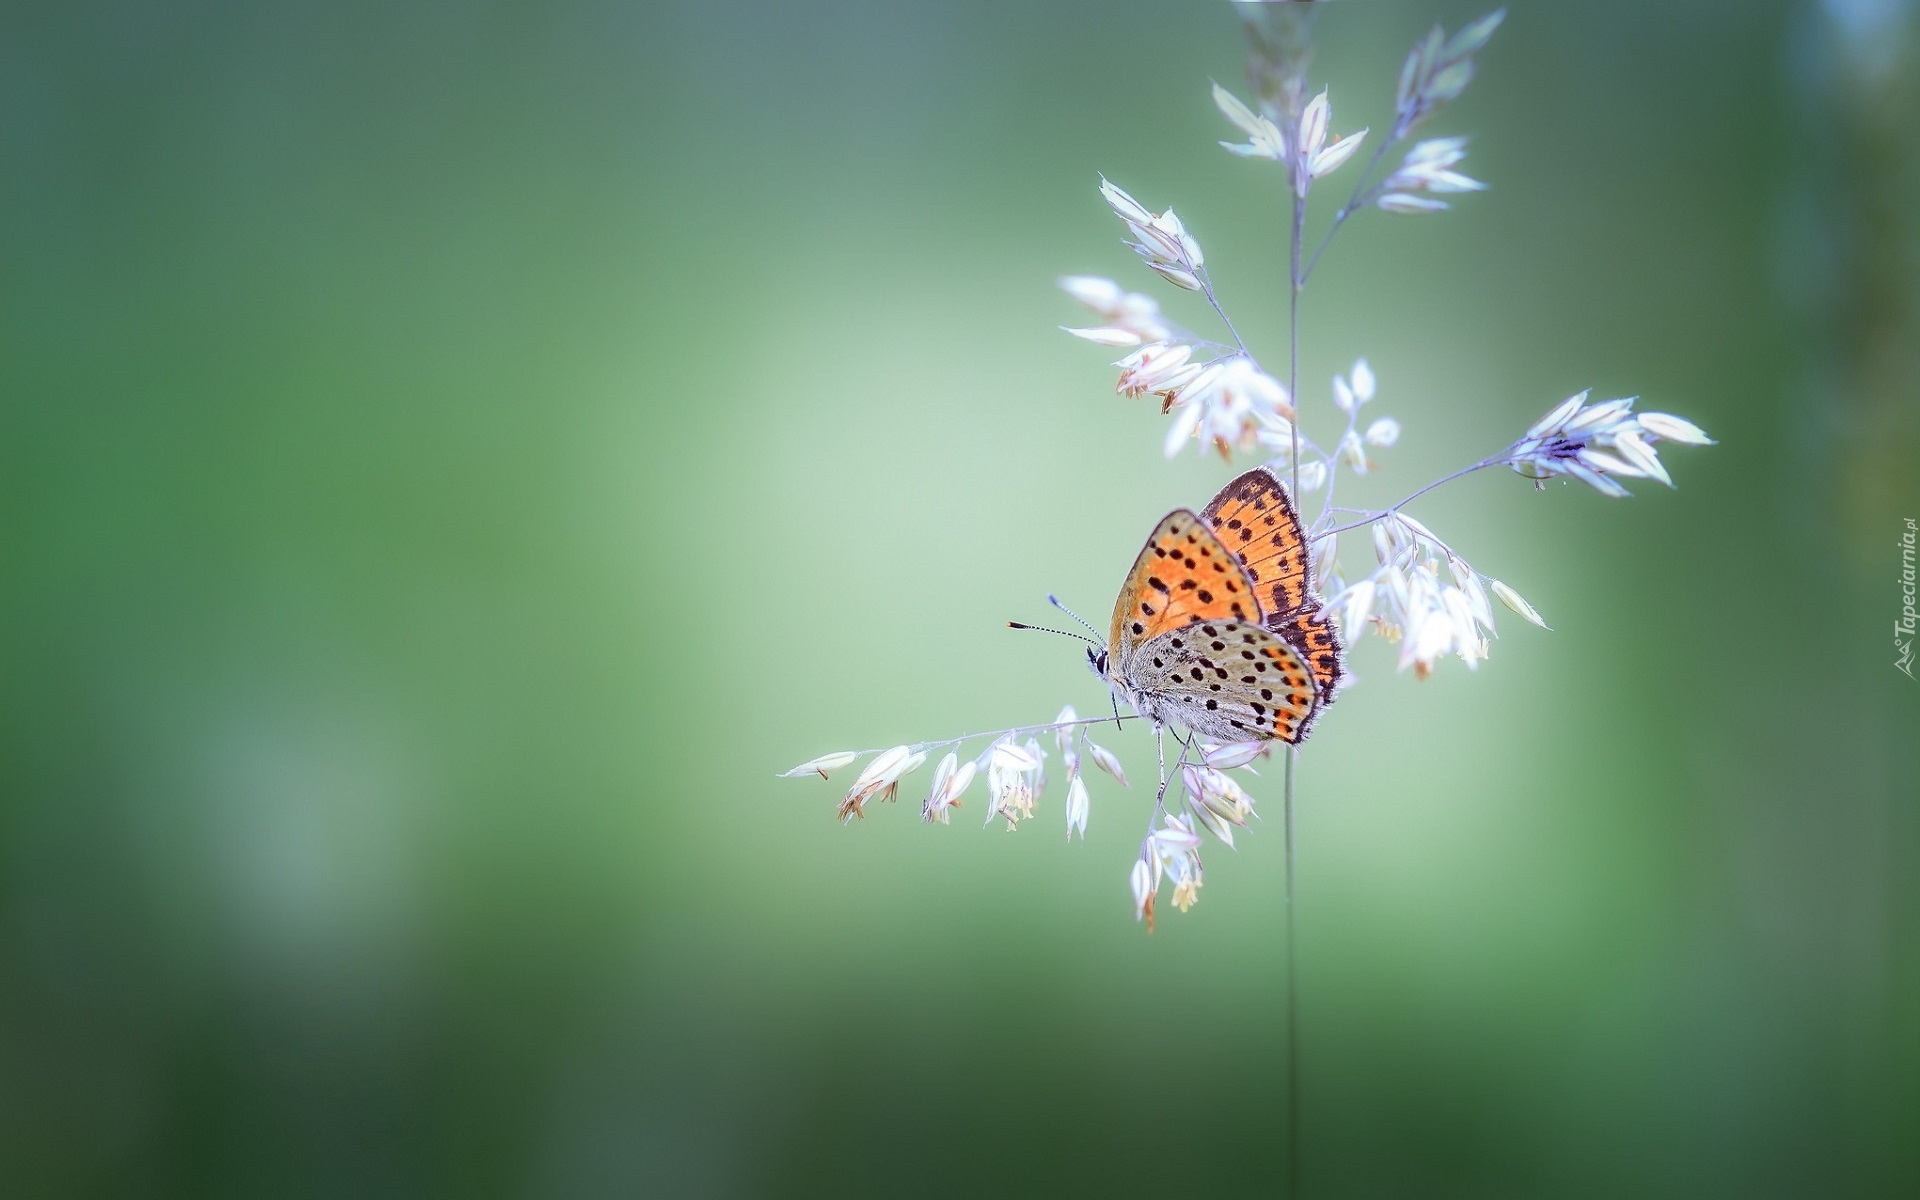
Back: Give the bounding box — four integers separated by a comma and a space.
1899, 517, 1916, 679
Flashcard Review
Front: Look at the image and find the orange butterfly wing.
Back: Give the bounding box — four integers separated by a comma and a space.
1108, 509, 1262, 670
1273, 607, 1343, 708
1199, 466, 1311, 620
1199, 467, 1346, 704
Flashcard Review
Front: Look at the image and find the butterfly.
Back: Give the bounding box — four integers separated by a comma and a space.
1089, 466, 1344, 744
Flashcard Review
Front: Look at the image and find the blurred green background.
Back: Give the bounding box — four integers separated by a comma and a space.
4, 0, 1917, 1195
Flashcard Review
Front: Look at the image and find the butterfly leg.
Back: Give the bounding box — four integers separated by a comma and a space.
1154, 725, 1202, 825
1154, 724, 1169, 817
1166, 729, 1200, 820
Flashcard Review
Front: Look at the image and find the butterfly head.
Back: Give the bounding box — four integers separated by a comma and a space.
1087, 645, 1109, 678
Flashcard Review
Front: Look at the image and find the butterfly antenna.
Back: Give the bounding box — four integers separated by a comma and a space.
1006, 621, 1098, 647
1047, 594, 1105, 642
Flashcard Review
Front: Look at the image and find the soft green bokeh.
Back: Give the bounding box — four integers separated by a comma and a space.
4, 0, 1916, 1195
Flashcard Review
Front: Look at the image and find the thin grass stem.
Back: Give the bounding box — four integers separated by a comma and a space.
1285, 171, 1306, 1200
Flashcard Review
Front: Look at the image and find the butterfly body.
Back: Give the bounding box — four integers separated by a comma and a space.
1101, 468, 1344, 745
